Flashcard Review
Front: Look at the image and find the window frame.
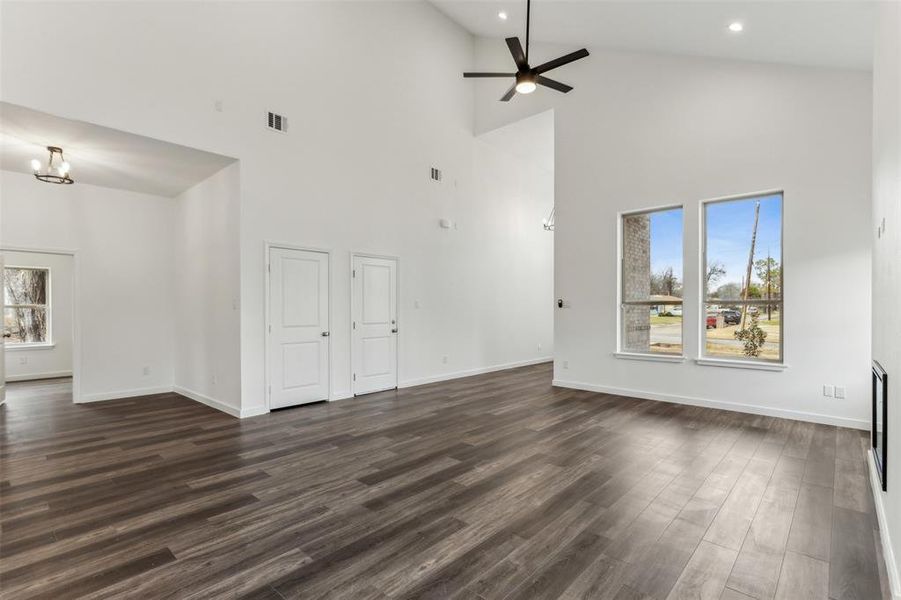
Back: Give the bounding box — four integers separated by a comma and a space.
617, 203, 686, 360
700, 190, 784, 366
3, 265, 52, 348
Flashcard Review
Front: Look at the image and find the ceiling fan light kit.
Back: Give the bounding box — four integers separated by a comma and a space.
463, 0, 589, 101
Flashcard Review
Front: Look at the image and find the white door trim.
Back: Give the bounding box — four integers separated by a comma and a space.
350, 252, 399, 395
0, 246, 80, 404
264, 242, 333, 411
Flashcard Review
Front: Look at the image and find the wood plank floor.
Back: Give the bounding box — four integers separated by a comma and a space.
0, 364, 891, 599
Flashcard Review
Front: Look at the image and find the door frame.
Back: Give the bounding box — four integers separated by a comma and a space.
349, 252, 400, 396
263, 242, 333, 411
0, 245, 80, 403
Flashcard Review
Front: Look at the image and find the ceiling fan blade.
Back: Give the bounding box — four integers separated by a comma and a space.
500, 84, 517, 102
505, 37, 528, 70
533, 48, 590, 75
463, 72, 515, 78
536, 76, 573, 94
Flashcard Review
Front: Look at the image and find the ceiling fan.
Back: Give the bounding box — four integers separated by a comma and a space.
463, 0, 589, 101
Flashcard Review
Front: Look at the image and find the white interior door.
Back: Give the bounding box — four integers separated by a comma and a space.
269, 247, 329, 408
352, 255, 397, 395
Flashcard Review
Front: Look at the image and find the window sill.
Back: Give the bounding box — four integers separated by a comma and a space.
695, 357, 787, 371
4, 342, 56, 352
614, 352, 686, 364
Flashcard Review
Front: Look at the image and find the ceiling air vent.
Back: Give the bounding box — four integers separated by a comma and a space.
267, 111, 288, 133
430, 167, 442, 182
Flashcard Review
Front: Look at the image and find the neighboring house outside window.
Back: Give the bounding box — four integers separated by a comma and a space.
3, 267, 50, 345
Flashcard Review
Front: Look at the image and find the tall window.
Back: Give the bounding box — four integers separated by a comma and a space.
703, 193, 783, 363
620, 206, 684, 355
3, 267, 50, 345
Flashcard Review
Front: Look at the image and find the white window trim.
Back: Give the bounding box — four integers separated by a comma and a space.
695, 357, 788, 371
698, 190, 784, 366
5, 342, 56, 352
614, 352, 686, 363
616, 204, 685, 359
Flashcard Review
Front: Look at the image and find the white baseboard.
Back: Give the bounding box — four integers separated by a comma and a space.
240, 406, 269, 418
173, 385, 241, 418
869, 450, 901, 600
77, 385, 174, 404
330, 391, 353, 401
399, 357, 553, 389
5, 370, 72, 382
0, 384, 5, 405
552, 379, 870, 430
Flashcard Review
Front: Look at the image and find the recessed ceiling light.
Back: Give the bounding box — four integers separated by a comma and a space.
729, 22, 744, 33
498, 11, 508, 20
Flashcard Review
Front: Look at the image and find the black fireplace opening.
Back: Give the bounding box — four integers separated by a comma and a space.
873, 360, 888, 491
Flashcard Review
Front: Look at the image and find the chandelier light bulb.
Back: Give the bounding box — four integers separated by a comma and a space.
58, 161, 70, 175
30, 159, 41, 172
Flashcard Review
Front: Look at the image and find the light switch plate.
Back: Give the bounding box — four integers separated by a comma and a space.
823, 384, 834, 397
835, 386, 846, 399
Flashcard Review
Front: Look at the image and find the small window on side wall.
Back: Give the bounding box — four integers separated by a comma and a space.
620, 206, 684, 356
703, 192, 783, 363
3, 267, 50, 345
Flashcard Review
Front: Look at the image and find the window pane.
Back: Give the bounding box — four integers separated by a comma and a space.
622, 208, 683, 302
705, 194, 782, 302
704, 303, 781, 362
3, 307, 47, 344
4, 268, 48, 306
622, 305, 683, 355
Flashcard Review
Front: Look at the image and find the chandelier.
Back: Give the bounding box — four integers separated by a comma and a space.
31, 146, 74, 184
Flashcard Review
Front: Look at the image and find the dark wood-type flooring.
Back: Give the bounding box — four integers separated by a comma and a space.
0, 364, 891, 599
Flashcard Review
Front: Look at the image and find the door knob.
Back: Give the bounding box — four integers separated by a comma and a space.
321, 331, 330, 337
391, 328, 398, 334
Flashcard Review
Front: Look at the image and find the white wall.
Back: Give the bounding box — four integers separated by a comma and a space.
0, 1, 553, 415
3, 250, 74, 381
173, 162, 242, 415
0, 170, 175, 401
472, 39, 873, 429
871, 1, 901, 595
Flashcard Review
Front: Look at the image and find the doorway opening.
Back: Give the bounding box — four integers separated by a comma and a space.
474, 109, 555, 379
2, 248, 77, 402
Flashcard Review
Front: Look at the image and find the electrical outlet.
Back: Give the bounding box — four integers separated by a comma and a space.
835, 386, 846, 399
823, 384, 834, 397
537, 343, 542, 352
563, 360, 569, 370
442, 355, 448, 364
143, 366, 151, 376
19, 356, 27, 365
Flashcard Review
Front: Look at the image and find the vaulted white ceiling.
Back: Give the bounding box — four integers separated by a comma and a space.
0, 103, 235, 198
432, 0, 876, 70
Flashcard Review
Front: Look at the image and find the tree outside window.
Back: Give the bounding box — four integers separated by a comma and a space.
3, 267, 49, 345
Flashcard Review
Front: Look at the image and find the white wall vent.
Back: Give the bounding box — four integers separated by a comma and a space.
267, 111, 288, 133
430, 167, 442, 182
